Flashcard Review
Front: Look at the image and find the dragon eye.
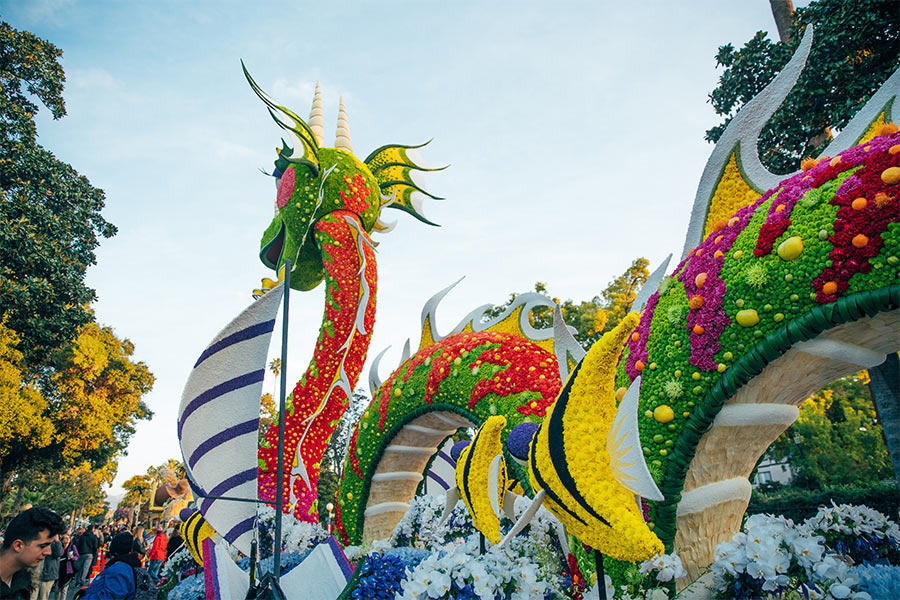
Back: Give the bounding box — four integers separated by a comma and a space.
276, 166, 296, 209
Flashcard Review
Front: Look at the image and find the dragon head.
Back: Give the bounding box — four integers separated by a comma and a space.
244, 64, 444, 291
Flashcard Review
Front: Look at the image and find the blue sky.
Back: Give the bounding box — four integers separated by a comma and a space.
1, 0, 805, 499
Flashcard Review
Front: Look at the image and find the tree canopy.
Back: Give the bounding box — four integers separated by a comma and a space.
0, 21, 117, 367
705, 0, 900, 174
769, 372, 894, 489
0, 319, 154, 501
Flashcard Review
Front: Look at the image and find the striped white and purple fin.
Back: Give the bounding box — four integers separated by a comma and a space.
179, 283, 284, 556
280, 537, 353, 600
202, 537, 250, 600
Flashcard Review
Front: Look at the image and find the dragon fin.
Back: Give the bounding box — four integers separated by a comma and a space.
365, 141, 446, 226
682, 26, 814, 257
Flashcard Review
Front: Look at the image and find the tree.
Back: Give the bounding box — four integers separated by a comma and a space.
705, 0, 900, 174
0, 321, 154, 502
769, 373, 894, 489
0, 319, 53, 471
484, 258, 650, 350
0, 21, 117, 368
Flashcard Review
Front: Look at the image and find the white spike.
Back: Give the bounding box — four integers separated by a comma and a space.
487, 455, 503, 519
630, 254, 672, 314
607, 376, 664, 501
373, 216, 398, 234
334, 96, 353, 152
439, 487, 460, 525
498, 490, 545, 548
308, 81, 324, 147
368, 346, 391, 397
552, 304, 585, 383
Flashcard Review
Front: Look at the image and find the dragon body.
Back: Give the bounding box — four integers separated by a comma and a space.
244, 71, 442, 522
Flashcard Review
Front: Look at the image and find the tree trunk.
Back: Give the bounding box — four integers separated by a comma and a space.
769, 0, 795, 44
10, 484, 27, 517
868, 353, 900, 483
0, 468, 14, 504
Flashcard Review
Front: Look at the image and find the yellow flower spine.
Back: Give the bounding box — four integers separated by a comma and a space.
703, 152, 761, 238
456, 415, 507, 544
858, 112, 886, 145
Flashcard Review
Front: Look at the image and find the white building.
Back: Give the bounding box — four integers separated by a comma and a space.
753, 456, 793, 487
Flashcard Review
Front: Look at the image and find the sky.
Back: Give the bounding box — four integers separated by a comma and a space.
0, 0, 808, 501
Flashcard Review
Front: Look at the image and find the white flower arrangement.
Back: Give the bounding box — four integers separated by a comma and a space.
398, 536, 551, 600
711, 512, 874, 599
805, 503, 899, 539
639, 552, 687, 585
160, 545, 195, 580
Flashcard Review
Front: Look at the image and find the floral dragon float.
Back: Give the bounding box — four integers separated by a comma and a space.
178, 26, 900, 595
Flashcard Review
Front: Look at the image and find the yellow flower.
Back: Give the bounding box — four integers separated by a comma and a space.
528, 314, 664, 561
455, 415, 508, 544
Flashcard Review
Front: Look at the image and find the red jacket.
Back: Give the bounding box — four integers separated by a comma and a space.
147, 532, 168, 561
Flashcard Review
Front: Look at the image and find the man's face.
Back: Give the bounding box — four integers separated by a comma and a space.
13, 530, 56, 568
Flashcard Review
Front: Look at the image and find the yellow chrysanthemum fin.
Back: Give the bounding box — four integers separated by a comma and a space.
682, 26, 814, 257
608, 376, 664, 501
455, 415, 508, 544
364, 141, 446, 226
527, 313, 664, 561
857, 111, 887, 146
181, 509, 218, 565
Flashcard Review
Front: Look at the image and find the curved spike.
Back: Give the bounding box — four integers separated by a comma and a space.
630, 254, 672, 314
308, 81, 325, 147
822, 67, 900, 157
682, 25, 814, 257
334, 96, 353, 153
553, 304, 585, 383
373, 215, 398, 234
367, 346, 391, 398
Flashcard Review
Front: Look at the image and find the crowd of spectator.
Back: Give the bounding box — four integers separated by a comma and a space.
0, 507, 183, 600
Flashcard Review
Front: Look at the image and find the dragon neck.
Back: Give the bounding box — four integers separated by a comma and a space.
258, 210, 377, 522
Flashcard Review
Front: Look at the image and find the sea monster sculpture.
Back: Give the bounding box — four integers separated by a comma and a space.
242, 64, 447, 523
331, 27, 900, 585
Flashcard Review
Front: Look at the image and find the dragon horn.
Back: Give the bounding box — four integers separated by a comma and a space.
335, 96, 353, 152
308, 81, 325, 147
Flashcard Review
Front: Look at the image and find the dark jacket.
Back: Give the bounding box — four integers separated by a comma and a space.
40, 540, 64, 581
0, 569, 32, 599
75, 531, 99, 556
165, 533, 183, 558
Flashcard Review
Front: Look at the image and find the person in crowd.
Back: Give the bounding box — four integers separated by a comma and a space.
130, 527, 145, 559
33, 533, 62, 600
81, 533, 141, 600
57, 533, 78, 600
0, 508, 66, 600
145, 526, 167, 584
68, 525, 98, 600
164, 523, 182, 562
